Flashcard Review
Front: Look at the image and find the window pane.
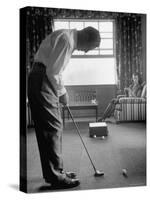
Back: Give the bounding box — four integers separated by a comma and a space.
100, 39, 113, 49
72, 50, 84, 55
84, 22, 98, 29
54, 20, 114, 57
63, 58, 116, 85
70, 21, 83, 30
100, 50, 113, 55
85, 50, 99, 55
54, 21, 69, 30
99, 22, 113, 32
100, 32, 113, 38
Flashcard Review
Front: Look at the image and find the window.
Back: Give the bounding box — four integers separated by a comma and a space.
54, 19, 116, 85
54, 19, 115, 57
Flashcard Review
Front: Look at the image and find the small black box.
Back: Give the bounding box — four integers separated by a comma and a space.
89, 122, 108, 137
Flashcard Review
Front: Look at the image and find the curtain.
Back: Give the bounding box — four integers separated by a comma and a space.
116, 14, 143, 92
26, 7, 53, 70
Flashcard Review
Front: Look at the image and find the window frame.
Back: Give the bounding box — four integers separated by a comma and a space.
53, 18, 116, 59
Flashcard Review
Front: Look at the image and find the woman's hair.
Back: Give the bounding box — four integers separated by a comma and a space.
132, 72, 142, 84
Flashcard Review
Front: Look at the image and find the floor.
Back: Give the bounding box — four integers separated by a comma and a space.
26, 118, 146, 193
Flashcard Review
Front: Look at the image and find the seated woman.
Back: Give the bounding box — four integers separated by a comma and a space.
98, 72, 143, 122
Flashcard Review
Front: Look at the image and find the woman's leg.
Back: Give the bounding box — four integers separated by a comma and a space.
99, 98, 118, 121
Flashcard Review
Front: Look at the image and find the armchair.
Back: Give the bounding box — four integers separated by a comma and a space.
114, 84, 146, 123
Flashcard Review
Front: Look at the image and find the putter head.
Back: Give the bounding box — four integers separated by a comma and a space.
94, 170, 104, 177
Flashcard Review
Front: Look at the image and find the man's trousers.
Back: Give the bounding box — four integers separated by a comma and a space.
28, 62, 64, 183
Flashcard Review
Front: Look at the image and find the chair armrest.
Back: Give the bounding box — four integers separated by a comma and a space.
119, 97, 146, 104
117, 95, 126, 99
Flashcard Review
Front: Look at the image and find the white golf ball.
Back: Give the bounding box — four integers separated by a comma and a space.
93, 135, 96, 138
122, 169, 128, 176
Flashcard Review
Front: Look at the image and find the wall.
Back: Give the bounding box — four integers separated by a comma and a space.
141, 14, 146, 82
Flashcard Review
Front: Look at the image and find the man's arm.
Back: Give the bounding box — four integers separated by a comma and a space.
46, 33, 71, 97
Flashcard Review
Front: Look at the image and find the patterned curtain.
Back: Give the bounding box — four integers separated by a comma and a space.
116, 14, 143, 92
26, 7, 53, 70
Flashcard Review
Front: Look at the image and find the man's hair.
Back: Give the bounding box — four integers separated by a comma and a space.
82, 26, 100, 44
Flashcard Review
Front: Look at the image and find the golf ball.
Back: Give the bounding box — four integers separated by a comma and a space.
93, 135, 96, 138
101, 136, 105, 139
122, 169, 128, 176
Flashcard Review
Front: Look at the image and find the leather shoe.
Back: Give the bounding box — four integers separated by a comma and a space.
61, 170, 77, 179
46, 177, 80, 189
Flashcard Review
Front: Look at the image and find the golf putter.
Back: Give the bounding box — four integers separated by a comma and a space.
66, 105, 104, 177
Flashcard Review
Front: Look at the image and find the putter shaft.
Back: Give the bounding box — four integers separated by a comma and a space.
66, 106, 98, 173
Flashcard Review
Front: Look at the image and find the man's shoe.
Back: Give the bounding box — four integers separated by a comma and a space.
50, 177, 80, 189
61, 170, 77, 179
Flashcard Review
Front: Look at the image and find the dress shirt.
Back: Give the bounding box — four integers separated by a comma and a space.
34, 29, 77, 96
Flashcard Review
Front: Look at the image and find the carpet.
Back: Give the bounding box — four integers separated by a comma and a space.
26, 120, 146, 193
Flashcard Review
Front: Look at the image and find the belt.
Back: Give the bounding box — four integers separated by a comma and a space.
30, 62, 58, 97
31, 62, 46, 73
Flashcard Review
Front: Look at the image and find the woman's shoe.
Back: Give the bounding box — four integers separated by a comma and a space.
97, 117, 104, 122
45, 177, 80, 189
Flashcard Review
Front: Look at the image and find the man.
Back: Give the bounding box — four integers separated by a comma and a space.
28, 26, 100, 189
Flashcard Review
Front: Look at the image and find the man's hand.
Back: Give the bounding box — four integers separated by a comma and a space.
59, 93, 69, 106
